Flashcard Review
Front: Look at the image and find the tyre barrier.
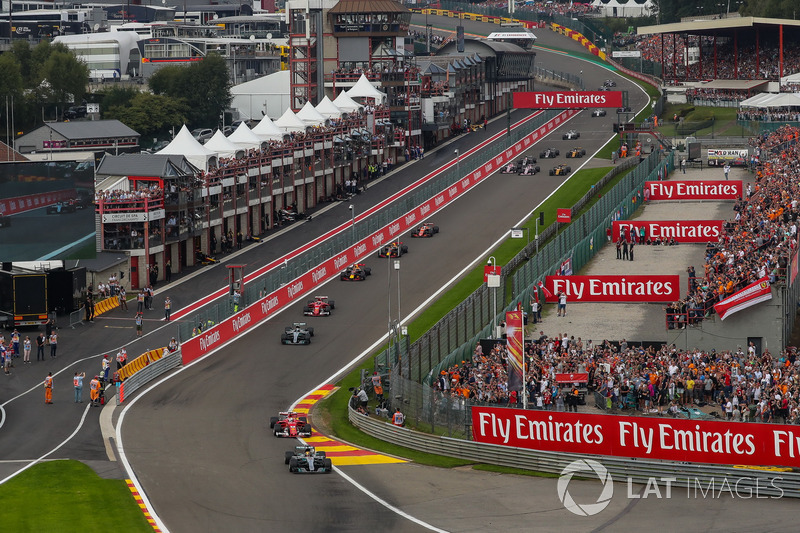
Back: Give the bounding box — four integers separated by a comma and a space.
348, 405, 800, 498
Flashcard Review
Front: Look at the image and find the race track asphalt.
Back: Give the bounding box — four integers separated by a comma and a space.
118, 19, 650, 533
0, 205, 95, 260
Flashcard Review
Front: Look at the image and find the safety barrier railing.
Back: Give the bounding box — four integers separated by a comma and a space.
117, 348, 181, 403
117, 347, 167, 382
177, 109, 563, 341
348, 403, 800, 497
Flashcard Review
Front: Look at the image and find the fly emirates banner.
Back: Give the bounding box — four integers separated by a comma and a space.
543, 275, 680, 302
646, 180, 742, 200
472, 407, 800, 468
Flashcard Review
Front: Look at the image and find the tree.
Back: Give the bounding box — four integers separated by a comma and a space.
98, 87, 140, 116
41, 49, 90, 113
148, 53, 231, 128
105, 92, 189, 138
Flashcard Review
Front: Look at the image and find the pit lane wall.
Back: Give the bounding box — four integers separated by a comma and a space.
348, 404, 800, 498
118, 348, 182, 403
180, 109, 579, 365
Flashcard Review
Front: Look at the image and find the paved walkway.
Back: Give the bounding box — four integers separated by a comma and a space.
529, 161, 752, 350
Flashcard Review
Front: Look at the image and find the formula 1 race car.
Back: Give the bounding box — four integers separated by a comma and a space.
378, 241, 408, 258
549, 164, 572, 176
285, 446, 333, 474
281, 323, 314, 344
603, 79, 617, 87
303, 296, 335, 317
340, 263, 371, 281
46, 201, 77, 214
270, 411, 312, 437
562, 130, 580, 140
617, 106, 632, 113
0, 213, 9, 228
410, 222, 439, 238
565, 148, 586, 159
518, 163, 541, 175
539, 148, 560, 158
591, 109, 607, 117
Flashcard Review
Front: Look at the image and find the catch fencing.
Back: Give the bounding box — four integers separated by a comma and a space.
176, 110, 563, 342
373, 152, 670, 386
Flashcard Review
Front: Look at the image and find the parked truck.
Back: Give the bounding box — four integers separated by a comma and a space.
0, 266, 49, 328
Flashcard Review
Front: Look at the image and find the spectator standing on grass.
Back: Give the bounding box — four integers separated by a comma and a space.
557, 291, 567, 317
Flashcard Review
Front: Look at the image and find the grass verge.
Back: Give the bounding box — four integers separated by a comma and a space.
0, 460, 152, 532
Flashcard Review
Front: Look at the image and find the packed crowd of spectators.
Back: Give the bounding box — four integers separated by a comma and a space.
666, 126, 798, 331
409, 29, 446, 46
633, 35, 800, 81
95, 186, 163, 204
434, 334, 800, 424
737, 108, 800, 122
686, 88, 748, 105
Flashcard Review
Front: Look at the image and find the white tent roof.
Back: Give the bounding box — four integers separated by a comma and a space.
333, 91, 363, 113
274, 108, 307, 133
346, 74, 386, 102
315, 96, 343, 119
296, 101, 327, 126
204, 130, 243, 159
740, 92, 800, 108
227, 122, 262, 149
252, 114, 285, 141
157, 125, 217, 171
781, 72, 800, 84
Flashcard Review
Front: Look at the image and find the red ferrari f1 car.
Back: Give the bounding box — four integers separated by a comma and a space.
270, 411, 312, 438
303, 296, 335, 316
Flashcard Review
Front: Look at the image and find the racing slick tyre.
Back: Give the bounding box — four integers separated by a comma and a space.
270, 417, 279, 429
535, 166, 541, 173
581, 149, 586, 156
549, 170, 555, 176
302, 306, 310, 314
327, 301, 335, 310
299, 416, 308, 424
566, 166, 572, 172
307, 327, 314, 337
555, 150, 560, 156
401, 245, 408, 254
317, 451, 326, 459
285, 451, 294, 465
323, 458, 333, 472
289, 457, 299, 472
280, 335, 289, 345
364, 267, 372, 276
566, 153, 573, 159
433, 226, 439, 234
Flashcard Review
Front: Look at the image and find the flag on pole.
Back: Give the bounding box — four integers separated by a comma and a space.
505, 310, 524, 395
537, 280, 553, 298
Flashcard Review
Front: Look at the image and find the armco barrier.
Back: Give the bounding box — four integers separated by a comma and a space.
117, 347, 166, 382
118, 348, 181, 403
179, 110, 580, 364
348, 405, 800, 498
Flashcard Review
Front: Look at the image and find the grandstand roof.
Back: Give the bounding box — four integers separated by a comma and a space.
638, 17, 800, 37
700, 80, 769, 91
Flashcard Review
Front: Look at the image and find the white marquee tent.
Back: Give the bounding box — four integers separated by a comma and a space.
230, 70, 291, 120
346, 74, 386, 102
157, 125, 217, 171
227, 122, 263, 150
297, 101, 327, 126
333, 91, 363, 113
740, 92, 800, 108
275, 108, 308, 133
252, 115, 285, 141
204, 130, 244, 159
315, 95, 344, 119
